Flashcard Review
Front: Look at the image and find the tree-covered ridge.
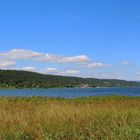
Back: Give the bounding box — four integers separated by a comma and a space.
0, 70, 140, 89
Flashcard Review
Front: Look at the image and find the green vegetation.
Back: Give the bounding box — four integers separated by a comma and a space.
0, 96, 139, 140
0, 70, 140, 89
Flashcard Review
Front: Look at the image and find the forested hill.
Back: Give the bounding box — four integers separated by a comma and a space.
0, 70, 140, 89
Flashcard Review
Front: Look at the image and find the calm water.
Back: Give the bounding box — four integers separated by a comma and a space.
0, 87, 140, 98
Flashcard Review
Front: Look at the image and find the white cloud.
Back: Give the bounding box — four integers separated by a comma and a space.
80, 71, 124, 80
60, 70, 80, 75
20, 66, 80, 76
21, 66, 37, 72
45, 68, 58, 73
122, 61, 129, 65
44, 68, 80, 75
87, 63, 110, 68
0, 49, 42, 60
0, 49, 114, 78
0, 60, 16, 69
0, 49, 89, 64
121, 61, 132, 67
58, 55, 89, 63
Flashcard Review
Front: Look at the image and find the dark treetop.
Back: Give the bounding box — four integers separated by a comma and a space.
0, 70, 140, 89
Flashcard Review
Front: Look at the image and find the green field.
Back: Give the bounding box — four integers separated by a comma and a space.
0, 96, 139, 140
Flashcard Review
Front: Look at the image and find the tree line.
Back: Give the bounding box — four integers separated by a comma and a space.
0, 70, 140, 89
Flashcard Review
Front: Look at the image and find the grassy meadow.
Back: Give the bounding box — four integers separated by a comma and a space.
0, 96, 139, 140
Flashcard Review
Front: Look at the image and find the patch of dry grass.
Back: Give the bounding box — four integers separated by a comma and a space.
0, 96, 139, 140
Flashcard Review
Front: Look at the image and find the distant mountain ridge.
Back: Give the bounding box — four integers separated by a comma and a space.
0, 70, 140, 89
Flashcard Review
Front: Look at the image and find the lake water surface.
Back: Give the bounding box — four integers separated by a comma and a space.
0, 87, 140, 98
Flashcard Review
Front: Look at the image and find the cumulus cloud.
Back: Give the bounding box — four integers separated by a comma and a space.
81, 71, 124, 80
0, 49, 89, 64
21, 66, 37, 72
0, 49, 113, 77
0, 49, 42, 60
121, 61, 132, 67
58, 55, 89, 63
18, 66, 80, 76
87, 62, 110, 68
60, 70, 80, 75
0, 60, 16, 69
122, 61, 129, 65
44, 68, 80, 75
45, 68, 58, 73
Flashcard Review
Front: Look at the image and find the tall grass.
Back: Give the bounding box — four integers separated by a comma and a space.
0, 96, 139, 140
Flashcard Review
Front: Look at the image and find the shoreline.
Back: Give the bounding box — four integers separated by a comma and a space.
0, 86, 140, 90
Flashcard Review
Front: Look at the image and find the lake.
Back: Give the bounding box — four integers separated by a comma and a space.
0, 87, 140, 98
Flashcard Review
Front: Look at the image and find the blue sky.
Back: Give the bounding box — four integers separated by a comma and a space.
0, 0, 140, 80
